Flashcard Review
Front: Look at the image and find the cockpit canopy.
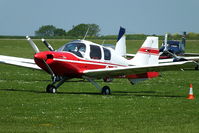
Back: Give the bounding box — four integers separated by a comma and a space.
57, 40, 111, 60
57, 43, 86, 58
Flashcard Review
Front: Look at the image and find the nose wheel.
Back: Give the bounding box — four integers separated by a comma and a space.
46, 84, 56, 93
45, 77, 68, 93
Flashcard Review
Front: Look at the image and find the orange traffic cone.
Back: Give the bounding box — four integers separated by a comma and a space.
187, 84, 195, 100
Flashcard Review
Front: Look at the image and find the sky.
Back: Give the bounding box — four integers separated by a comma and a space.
0, 0, 199, 36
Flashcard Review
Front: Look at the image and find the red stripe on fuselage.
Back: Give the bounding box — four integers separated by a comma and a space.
138, 47, 159, 55
34, 51, 127, 77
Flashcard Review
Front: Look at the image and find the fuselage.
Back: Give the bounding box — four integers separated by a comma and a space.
34, 40, 130, 78
34, 39, 159, 81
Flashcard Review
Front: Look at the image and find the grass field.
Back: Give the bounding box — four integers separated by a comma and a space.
0, 39, 199, 133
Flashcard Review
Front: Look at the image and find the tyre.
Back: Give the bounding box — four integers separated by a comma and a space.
101, 86, 111, 95
46, 84, 56, 93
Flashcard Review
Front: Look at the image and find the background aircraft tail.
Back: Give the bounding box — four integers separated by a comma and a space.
115, 27, 126, 57
129, 37, 159, 66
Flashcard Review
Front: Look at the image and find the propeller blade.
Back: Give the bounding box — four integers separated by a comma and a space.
42, 59, 55, 77
163, 33, 168, 51
162, 33, 178, 59
164, 50, 188, 62
26, 36, 40, 53
165, 50, 178, 59
41, 38, 54, 51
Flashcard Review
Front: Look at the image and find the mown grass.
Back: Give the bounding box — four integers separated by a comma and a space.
0, 39, 199, 133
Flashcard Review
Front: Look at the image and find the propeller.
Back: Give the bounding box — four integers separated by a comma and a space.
162, 33, 176, 58
26, 36, 56, 80
41, 38, 55, 51
161, 34, 187, 62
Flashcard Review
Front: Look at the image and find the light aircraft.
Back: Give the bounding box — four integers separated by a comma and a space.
0, 36, 197, 95
159, 32, 186, 58
157, 33, 199, 68
160, 32, 199, 59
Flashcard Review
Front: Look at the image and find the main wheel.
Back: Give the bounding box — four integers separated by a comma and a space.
46, 84, 56, 93
101, 86, 111, 95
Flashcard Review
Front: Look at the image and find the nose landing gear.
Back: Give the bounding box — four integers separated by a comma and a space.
46, 76, 68, 93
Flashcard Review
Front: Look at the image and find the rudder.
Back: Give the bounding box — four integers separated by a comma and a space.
129, 36, 159, 66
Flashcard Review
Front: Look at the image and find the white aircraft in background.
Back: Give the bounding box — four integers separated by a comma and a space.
0, 34, 197, 94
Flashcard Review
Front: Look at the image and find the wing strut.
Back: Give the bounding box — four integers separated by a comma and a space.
82, 76, 111, 95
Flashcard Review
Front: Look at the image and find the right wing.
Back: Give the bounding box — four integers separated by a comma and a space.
83, 61, 196, 78
0, 55, 41, 70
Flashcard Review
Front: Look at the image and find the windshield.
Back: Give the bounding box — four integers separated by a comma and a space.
58, 43, 86, 58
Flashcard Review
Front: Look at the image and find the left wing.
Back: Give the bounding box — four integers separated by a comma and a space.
184, 53, 199, 56
0, 55, 41, 70
83, 61, 196, 78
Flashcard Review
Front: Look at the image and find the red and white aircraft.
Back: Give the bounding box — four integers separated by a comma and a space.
0, 36, 196, 94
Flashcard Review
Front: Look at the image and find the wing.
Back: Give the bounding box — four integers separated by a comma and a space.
184, 53, 199, 56
183, 56, 199, 61
0, 55, 41, 70
159, 56, 199, 63
83, 61, 196, 78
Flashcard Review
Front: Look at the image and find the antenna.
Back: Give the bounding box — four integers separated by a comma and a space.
83, 26, 90, 40
102, 40, 105, 45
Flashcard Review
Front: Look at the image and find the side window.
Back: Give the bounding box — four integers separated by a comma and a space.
90, 45, 102, 60
103, 48, 111, 60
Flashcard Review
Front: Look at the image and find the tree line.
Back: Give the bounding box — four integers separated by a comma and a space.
35, 24, 100, 37
34, 24, 199, 40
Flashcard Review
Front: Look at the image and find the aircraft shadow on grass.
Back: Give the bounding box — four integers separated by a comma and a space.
0, 88, 184, 98
0, 88, 45, 94
113, 91, 184, 98
0, 78, 100, 83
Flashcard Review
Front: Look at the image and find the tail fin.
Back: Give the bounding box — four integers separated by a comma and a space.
115, 27, 126, 57
129, 37, 159, 66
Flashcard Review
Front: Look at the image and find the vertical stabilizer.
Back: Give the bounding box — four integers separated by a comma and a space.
129, 37, 159, 66
115, 27, 126, 57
